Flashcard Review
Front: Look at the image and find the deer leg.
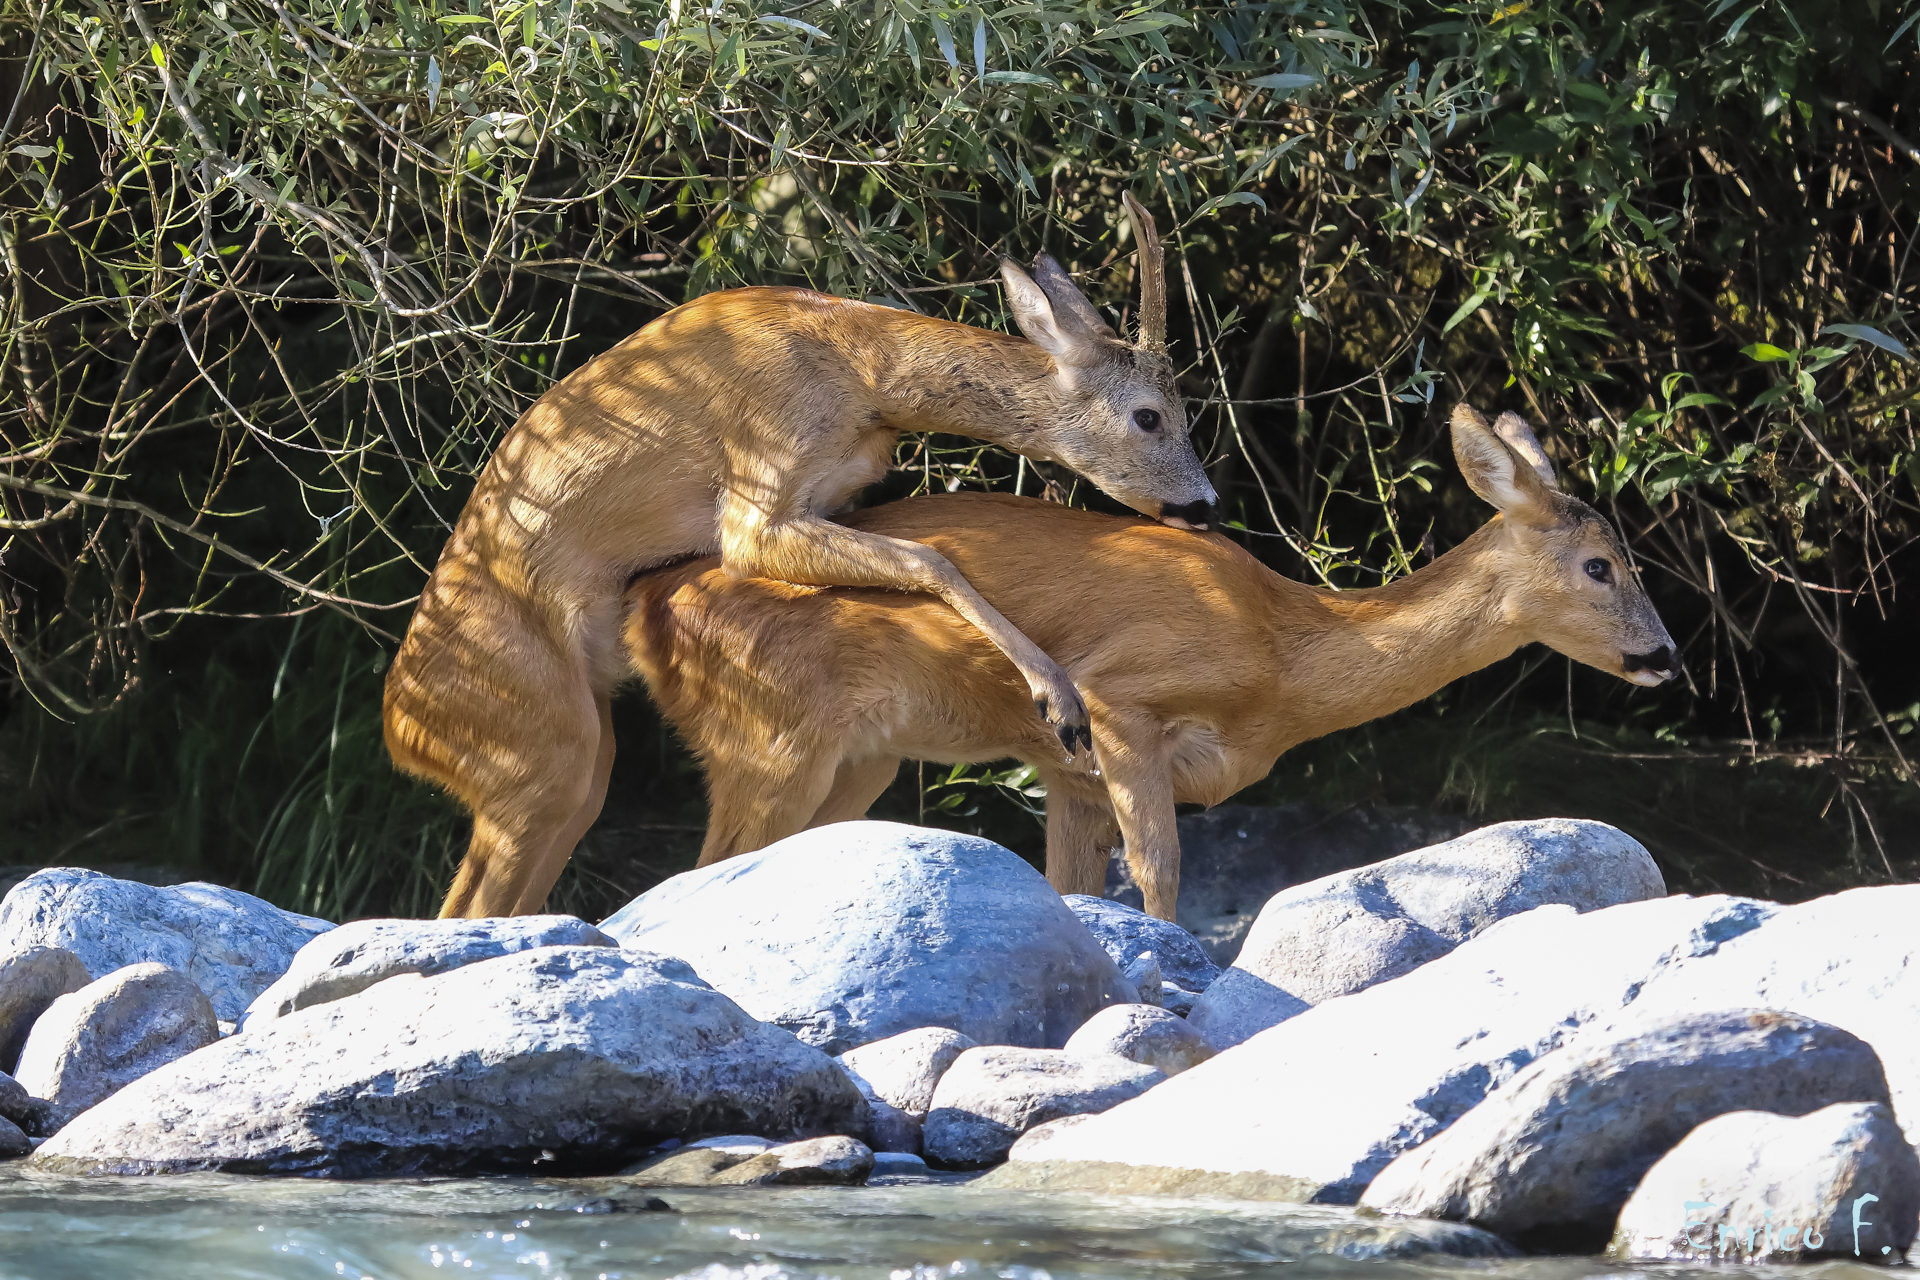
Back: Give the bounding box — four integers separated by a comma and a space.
434, 682, 601, 919
388, 551, 609, 920
508, 694, 616, 915
806, 755, 901, 829
1091, 717, 1181, 921
720, 509, 1091, 755
1044, 783, 1121, 899
696, 743, 845, 866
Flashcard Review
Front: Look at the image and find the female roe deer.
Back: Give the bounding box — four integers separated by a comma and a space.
385, 196, 1217, 917
625, 406, 1679, 919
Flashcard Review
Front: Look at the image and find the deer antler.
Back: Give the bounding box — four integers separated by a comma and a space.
1122, 192, 1166, 353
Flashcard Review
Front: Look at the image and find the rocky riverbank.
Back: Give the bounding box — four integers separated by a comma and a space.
1, 817, 1915, 1263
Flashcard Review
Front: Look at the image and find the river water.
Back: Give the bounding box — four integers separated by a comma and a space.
0, 1165, 1891, 1280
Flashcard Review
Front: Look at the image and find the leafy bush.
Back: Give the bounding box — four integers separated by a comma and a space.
2, 0, 1916, 910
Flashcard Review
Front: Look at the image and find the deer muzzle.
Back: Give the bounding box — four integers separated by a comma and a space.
1159, 498, 1217, 531
1622, 644, 1679, 686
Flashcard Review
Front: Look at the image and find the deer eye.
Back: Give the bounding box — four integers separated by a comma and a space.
1584, 558, 1612, 584
1132, 408, 1162, 432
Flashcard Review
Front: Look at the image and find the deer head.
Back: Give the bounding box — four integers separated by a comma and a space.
999, 194, 1218, 530
1452, 404, 1679, 686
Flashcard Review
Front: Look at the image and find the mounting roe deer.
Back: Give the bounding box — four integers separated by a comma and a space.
625, 405, 1679, 920
384, 196, 1217, 918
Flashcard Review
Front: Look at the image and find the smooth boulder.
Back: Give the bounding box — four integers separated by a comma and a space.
1, 1069, 48, 1143
1609, 1103, 1920, 1263
624, 1135, 874, 1186
985, 884, 1920, 1204
1064, 1005, 1214, 1076
239, 915, 614, 1029
1191, 819, 1665, 1048
1106, 803, 1470, 964
599, 822, 1132, 1053
1360, 1009, 1892, 1248
1064, 896, 1220, 1013
30, 946, 867, 1176
922, 1046, 1163, 1169
13, 963, 219, 1123
0, 946, 89, 1073
0, 870, 332, 1021
835, 1027, 975, 1154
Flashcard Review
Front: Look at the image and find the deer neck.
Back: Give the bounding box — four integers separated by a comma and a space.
1263, 519, 1528, 743
859, 313, 1065, 449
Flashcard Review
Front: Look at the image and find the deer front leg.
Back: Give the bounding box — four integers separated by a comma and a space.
1044, 782, 1121, 899
721, 507, 1091, 755
1091, 715, 1181, 920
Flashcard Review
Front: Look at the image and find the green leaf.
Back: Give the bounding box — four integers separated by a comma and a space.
980, 70, 1055, 86
1820, 324, 1914, 362
1194, 190, 1266, 217
1443, 289, 1489, 334
1740, 342, 1794, 362
758, 15, 831, 40
9, 145, 53, 159
1248, 72, 1319, 92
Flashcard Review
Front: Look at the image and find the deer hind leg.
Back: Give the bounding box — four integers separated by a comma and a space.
806, 755, 901, 830
695, 739, 848, 867
720, 507, 1092, 755
386, 549, 612, 919
509, 693, 616, 915
1088, 715, 1181, 920
1044, 782, 1121, 900
430, 677, 605, 919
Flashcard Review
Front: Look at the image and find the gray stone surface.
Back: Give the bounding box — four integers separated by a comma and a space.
923, 1045, 1164, 1170
239, 915, 613, 1029
623, 1135, 874, 1187
1359, 1009, 1892, 1247
0, 1112, 25, 1157
30, 946, 868, 1176
835, 1026, 976, 1155
0, 870, 332, 1021
13, 963, 219, 1123
0, 946, 89, 1073
1190, 819, 1665, 1049
1609, 1103, 1920, 1263
837, 1027, 976, 1119
993, 884, 1920, 1205
1064, 1004, 1214, 1077
0, 1068, 48, 1136
600, 822, 1132, 1053
1122, 953, 1163, 1008
1106, 803, 1471, 965
1063, 895, 1220, 1001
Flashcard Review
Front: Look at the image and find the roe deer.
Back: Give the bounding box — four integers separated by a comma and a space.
625, 405, 1678, 919
385, 195, 1217, 918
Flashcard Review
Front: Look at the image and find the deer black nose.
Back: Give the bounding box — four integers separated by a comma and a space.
1161, 499, 1215, 530
1623, 645, 1677, 675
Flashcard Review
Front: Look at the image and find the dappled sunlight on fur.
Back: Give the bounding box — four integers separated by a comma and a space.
625, 406, 1677, 920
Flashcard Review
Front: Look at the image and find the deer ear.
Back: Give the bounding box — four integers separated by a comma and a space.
1030, 253, 1117, 341
1492, 411, 1559, 490
1453, 405, 1559, 526
1001, 258, 1105, 367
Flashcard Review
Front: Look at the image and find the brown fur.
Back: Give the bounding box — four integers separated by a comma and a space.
624, 406, 1678, 919
386, 239, 1216, 917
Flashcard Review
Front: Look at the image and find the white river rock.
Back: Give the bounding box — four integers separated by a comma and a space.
30, 946, 868, 1176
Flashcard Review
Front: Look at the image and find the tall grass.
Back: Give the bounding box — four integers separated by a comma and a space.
0, 613, 467, 920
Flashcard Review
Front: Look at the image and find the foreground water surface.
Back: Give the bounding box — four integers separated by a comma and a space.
0, 1165, 1897, 1280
